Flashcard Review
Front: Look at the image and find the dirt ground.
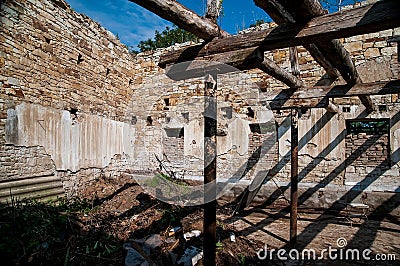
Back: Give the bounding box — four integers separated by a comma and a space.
2, 175, 398, 265
76, 175, 399, 265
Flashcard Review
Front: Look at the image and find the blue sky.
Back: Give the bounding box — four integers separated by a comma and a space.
64, 0, 360, 50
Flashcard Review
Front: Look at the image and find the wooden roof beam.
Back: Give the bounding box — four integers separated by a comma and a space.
258, 57, 304, 88
164, 47, 304, 89
128, 0, 228, 40
264, 80, 400, 109
255, 0, 374, 111
254, 0, 339, 78
159, 0, 400, 67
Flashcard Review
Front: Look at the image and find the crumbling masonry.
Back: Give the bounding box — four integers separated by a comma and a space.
1, 0, 399, 215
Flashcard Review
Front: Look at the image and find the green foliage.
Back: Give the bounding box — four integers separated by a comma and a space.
238, 253, 246, 266
249, 19, 266, 28
137, 25, 200, 52
0, 197, 113, 264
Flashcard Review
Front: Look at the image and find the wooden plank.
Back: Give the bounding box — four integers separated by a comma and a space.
255, 0, 294, 24
259, 0, 374, 110
264, 80, 400, 107
159, 0, 400, 66
304, 44, 340, 79
269, 97, 328, 109
165, 48, 304, 88
257, 0, 328, 23
128, 0, 228, 40
165, 48, 263, 80
254, 0, 340, 87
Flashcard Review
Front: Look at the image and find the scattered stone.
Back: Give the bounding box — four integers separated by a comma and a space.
123, 244, 150, 266
176, 246, 203, 266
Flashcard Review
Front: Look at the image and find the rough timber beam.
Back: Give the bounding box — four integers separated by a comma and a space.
254, 0, 336, 113
255, 0, 374, 111
258, 57, 303, 88
159, 0, 400, 67
166, 48, 304, 89
265, 80, 400, 109
254, 0, 339, 79
128, 0, 228, 40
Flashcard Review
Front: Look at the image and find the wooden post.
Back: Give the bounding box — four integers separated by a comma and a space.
289, 46, 300, 76
290, 109, 299, 246
206, 0, 222, 23
204, 74, 217, 266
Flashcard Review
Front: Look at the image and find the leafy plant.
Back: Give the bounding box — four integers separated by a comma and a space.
238, 253, 246, 266
137, 25, 200, 52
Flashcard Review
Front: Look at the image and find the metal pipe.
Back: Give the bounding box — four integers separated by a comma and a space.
290, 109, 299, 247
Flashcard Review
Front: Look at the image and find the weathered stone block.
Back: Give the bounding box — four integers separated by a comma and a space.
364, 48, 381, 59
344, 41, 362, 53
381, 47, 397, 56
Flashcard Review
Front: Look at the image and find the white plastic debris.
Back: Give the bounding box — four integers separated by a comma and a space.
230, 232, 236, 242
183, 230, 201, 241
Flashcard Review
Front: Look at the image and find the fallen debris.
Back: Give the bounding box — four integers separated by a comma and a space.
124, 244, 150, 266
229, 232, 236, 242
168, 226, 182, 236
176, 246, 203, 266
130, 234, 163, 255
183, 230, 201, 241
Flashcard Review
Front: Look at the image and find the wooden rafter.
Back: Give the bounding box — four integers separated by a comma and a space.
255, 0, 374, 110
128, 0, 228, 40
254, 0, 339, 80
265, 80, 400, 109
254, 0, 340, 112
159, 0, 400, 67
259, 57, 303, 88
129, 0, 301, 89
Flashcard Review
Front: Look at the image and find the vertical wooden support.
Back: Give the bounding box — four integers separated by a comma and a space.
290, 109, 299, 246
206, 0, 222, 22
204, 74, 217, 266
289, 46, 300, 76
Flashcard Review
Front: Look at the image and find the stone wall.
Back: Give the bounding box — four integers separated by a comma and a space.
0, 0, 137, 198
0, 0, 400, 215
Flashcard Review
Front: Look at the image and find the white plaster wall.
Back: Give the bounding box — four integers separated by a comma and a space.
6, 102, 135, 172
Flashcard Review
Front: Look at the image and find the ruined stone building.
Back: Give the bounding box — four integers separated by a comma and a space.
0, 0, 399, 216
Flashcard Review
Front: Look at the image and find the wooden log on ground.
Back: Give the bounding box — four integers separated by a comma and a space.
159, 0, 400, 66
128, 0, 228, 40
